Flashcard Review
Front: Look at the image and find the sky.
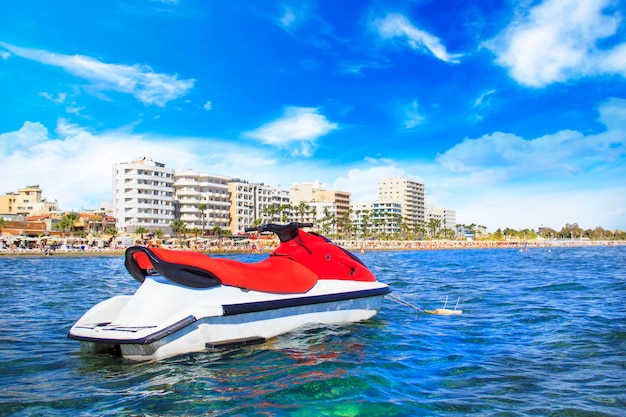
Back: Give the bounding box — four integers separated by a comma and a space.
1, 0, 625, 232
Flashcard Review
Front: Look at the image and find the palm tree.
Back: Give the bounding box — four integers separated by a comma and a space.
295, 202, 311, 223
190, 227, 203, 242
0, 217, 7, 236
198, 203, 207, 234
319, 207, 336, 236
360, 210, 371, 240
135, 226, 149, 240
211, 225, 223, 239
427, 218, 441, 239
61, 212, 80, 236
54, 217, 70, 237
279, 204, 293, 223
106, 226, 118, 241
170, 219, 186, 238
337, 209, 354, 239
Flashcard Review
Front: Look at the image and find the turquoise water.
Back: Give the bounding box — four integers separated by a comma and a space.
1, 246, 625, 416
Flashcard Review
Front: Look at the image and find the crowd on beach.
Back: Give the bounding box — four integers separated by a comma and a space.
1, 236, 623, 256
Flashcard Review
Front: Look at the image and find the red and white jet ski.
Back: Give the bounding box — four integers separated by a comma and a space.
68, 222, 390, 361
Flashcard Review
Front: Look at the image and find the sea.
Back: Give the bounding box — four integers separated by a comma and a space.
1, 246, 624, 416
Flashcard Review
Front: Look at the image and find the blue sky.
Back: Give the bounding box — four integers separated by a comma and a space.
1, 0, 625, 232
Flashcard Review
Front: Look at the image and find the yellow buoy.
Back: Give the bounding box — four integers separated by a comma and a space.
424, 308, 463, 315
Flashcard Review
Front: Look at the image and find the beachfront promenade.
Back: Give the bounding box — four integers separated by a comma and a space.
1, 238, 623, 256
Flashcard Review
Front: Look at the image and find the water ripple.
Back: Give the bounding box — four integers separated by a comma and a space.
1, 246, 625, 416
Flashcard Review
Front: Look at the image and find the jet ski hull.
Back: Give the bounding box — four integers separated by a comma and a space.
69, 276, 390, 361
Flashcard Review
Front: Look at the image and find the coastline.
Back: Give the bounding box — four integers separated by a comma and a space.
1, 239, 624, 258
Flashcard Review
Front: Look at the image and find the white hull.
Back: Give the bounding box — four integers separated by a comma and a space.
70, 275, 389, 361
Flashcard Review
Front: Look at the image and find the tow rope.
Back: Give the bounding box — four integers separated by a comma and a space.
386, 294, 463, 316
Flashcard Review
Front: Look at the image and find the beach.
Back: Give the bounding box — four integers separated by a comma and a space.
1, 238, 623, 257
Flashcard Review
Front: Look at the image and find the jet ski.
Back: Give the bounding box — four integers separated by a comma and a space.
68, 222, 391, 361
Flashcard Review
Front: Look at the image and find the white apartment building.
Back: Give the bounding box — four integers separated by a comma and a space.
352, 201, 402, 238
174, 169, 230, 234
270, 188, 291, 222
377, 178, 425, 226
112, 157, 176, 234
426, 206, 457, 230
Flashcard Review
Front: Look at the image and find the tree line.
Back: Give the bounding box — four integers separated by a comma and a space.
2, 211, 624, 242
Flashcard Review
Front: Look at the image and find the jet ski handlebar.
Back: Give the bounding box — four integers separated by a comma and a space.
245, 222, 313, 242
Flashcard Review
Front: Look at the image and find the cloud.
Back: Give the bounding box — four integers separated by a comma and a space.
0, 121, 49, 152
373, 13, 463, 63
0, 41, 194, 106
331, 162, 410, 203
243, 107, 339, 156
1, 99, 624, 232
436, 96, 626, 181
403, 100, 426, 129
0, 119, 281, 210
203, 100, 212, 111
278, 6, 298, 30
486, 0, 626, 87
39, 92, 67, 104
429, 97, 626, 228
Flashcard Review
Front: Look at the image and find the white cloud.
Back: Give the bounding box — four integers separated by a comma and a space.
39, 92, 67, 104
486, 0, 626, 87
203, 100, 212, 111
243, 107, 339, 156
331, 162, 410, 203
279, 6, 297, 29
428, 97, 626, 229
436, 98, 625, 181
0, 121, 49, 152
373, 13, 463, 63
1, 98, 624, 232
0, 50, 9, 59
403, 100, 425, 129
0, 41, 194, 106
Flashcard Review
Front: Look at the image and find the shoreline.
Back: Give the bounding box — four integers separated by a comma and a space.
1, 239, 624, 258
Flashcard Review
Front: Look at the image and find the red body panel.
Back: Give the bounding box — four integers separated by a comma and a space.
127, 229, 374, 293
271, 230, 376, 282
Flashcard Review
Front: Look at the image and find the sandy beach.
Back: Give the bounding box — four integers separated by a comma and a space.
1, 238, 623, 257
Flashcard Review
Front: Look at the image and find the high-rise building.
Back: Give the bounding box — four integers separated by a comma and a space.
173, 169, 230, 235
228, 180, 289, 234
377, 178, 425, 226
112, 157, 176, 234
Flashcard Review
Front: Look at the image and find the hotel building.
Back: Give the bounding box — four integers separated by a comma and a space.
352, 201, 403, 238
112, 157, 176, 234
377, 177, 425, 226
228, 180, 290, 234
174, 169, 230, 234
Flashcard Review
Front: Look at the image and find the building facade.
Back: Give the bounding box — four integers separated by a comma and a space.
174, 169, 230, 235
0, 184, 58, 217
112, 157, 176, 234
289, 181, 351, 234
426, 206, 457, 231
377, 178, 425, 226
228, 180, 291, 234
352, 201, 403, 238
